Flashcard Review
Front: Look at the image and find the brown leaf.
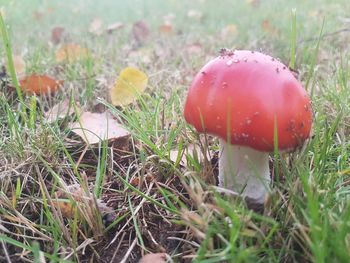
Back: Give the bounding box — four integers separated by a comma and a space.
187, 10, 203, 21
51, 27, 65, 45
130, 175, 154, 187
132, 20, 150, 43
70, 111, 130, 145
56, 43, 90, 63
52, 184, 116, 221
89, 18, 103, 35
220, 24, 239, 39
246, 0, 260, 8
52, 184, 84, 218
162, 13, 176, 22
33, 10, 44, 21
185, 43, 203, 55
107, 22, 124, 34
139, 253, 169, 263
261, 19, 279, 36
19, 74, 63, 95
44, 99, 81, 123
159, 23, 173, 34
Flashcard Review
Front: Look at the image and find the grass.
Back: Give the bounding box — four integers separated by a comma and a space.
0, 0, 350, 262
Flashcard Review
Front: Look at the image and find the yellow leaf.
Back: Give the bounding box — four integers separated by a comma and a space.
110, 67, 148, 106
55, 43, 89, 63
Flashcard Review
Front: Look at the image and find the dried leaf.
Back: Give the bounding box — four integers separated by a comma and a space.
139, 253, 169, 263
308, 10, 321, 18
187, 10, 203, 21
261, 19, 279, 36
220, 24, 238, 39
107, 22, 124, 34
132, 20, 150, 43
56, 43, 90, 63
162, 13, 175, 22
110, 67, 148, 106
127, 48, 152, 64
19, 74, 63, 95
70, 111, 130, 145
246, 0, 260, 8
44, 99, 81, 123
51, 26, 65, 45
52, 184, 116, 221
0, 8, 6, 18
185, 43, 203, 55
130, 175, 154, 187
52, 184, 83, 218
13, 55, 26, 77
89, 18, 103, 35
159, 23, 173, 34
33, 10, 44, 21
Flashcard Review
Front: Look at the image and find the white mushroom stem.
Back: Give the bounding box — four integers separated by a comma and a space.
219, 139, 270, 204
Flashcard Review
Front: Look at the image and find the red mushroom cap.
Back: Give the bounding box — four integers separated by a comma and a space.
184, 50, 312, 152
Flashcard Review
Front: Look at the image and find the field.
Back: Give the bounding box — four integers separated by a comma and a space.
0, 0, 350, 262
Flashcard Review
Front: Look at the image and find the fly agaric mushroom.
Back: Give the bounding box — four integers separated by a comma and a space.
184, 49, 312, 205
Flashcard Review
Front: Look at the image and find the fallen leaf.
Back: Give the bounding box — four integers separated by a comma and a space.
185, 43, 203, 55
51, 26, 65, 44
56, 43, 90, 63
110, 67, 148, 106
89, 18, 103, 35
162, 13, 175, 22
47, 6, 55, 14
13, 55, 26, 77
107, 22, 124, 34
70, 111, 130, 145
220, 24, 238, 39
308, 10, 321, 18
187, 10, 203, 21
130, 174, 154, 187
52, 184, 116, 222
261, 19, 279, 36
33, 10, 44, 21
139, 253, 169, 263
44, 99, 81, 123
127, 48, 152, 64
19, 74, 63, 95
246, 0, 260, 8
0, 8, 6, 18
132, 20, 150, 43
159, 23, 173, 34
52, 184, 84, 218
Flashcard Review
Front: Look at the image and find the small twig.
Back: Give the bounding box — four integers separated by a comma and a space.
119, 237, 137, 263
110, 232, 126, 262
1, 240, 11, 263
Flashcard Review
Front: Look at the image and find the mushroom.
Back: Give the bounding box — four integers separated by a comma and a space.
184, 49, 312, 206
